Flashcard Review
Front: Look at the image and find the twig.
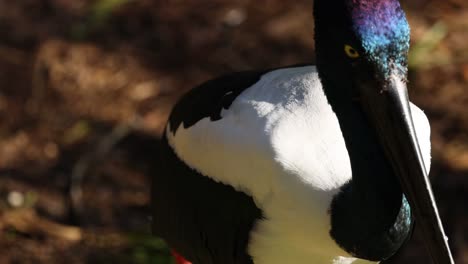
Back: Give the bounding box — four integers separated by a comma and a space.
0, 208, 82, 241
69, 116, 142, 225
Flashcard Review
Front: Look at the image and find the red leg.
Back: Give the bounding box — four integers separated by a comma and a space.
171, 249, 192, 264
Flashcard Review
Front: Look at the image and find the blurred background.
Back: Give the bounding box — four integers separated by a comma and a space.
0, 0, 466, 263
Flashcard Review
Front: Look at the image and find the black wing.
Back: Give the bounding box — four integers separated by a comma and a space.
153, 70, 268, 264
168, 70, 268, 134
152, 136, 262, 264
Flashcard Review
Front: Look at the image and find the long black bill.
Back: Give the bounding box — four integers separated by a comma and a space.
359, 73, 455, 264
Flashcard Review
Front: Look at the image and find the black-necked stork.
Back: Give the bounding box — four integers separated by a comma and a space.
152, 0, 455, 263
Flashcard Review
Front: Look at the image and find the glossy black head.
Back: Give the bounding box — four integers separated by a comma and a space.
313, 0, 410, 95
313, 0, 454, 263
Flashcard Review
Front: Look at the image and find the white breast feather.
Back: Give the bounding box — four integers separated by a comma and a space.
166, 66, 431, 264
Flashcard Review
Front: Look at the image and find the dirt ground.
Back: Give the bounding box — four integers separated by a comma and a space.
0, 0, 466, 263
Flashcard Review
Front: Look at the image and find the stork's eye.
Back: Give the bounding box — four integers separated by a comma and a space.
344, 45, 359, 58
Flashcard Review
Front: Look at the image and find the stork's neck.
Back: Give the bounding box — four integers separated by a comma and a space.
322, 81, 412, 260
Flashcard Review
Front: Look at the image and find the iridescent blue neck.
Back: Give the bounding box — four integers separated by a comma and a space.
325, 85, 413, 260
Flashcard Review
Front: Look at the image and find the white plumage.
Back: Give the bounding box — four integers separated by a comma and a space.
167, 66, 431, 264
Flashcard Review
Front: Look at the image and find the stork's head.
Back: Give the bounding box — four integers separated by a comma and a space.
313, 0, 410, 90
313, 0, 454, 263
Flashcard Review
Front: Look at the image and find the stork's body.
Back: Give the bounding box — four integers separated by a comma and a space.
152, 0, 454, 263
154, 66, 430, 264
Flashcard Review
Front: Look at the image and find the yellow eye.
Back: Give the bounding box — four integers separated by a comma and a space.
344, 45, 360, 58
